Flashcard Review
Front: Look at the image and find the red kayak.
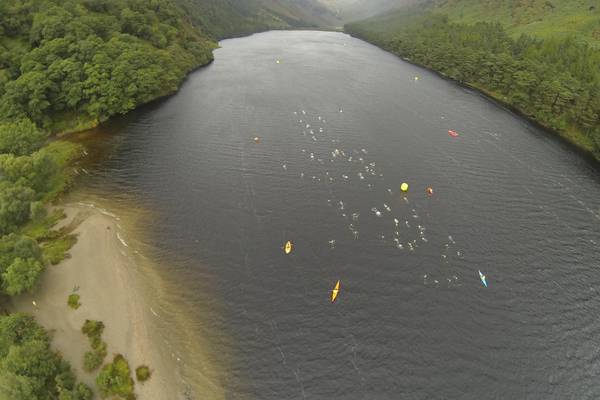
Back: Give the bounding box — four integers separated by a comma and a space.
448, 130, 459, 137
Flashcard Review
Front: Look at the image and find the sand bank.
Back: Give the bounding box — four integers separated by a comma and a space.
11, 203, 184, 399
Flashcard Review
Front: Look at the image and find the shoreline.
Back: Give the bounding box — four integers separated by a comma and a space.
10, 203, 185, 399
345, 31, 600, 166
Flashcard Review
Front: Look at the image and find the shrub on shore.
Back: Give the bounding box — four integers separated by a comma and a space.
82, 319, 104, 340
68, 293, 81, 309
84, 347, 105, 372
81, 320, 107, 372
96, 354, 136, 400
135, 365, 151, 382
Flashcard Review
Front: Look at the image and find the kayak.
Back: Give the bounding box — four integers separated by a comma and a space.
331, 280, 340, 303
448, 130, 459, 137
284, 240, 293, 255
478, 270, 488, 287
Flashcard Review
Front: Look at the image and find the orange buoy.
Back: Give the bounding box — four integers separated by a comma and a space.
426, 187, 433, 196
448, 130, 459, 137
254, 136, 260, 143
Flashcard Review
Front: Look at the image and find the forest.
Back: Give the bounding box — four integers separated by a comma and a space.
0, 0, 216, 134
346, 10, 600, 160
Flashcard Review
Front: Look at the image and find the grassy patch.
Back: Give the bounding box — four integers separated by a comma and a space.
42, 233, 77, 265
135, 365, 151, 382
96, 354, 136, 400
20, 208, 79, 265
67, 293, 81, 309
37, 140, 83, 202
20, 209, 66, 241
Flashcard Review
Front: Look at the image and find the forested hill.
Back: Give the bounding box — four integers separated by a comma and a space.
177, 0, 340, 39
0, 0, 217, 134
432, 0, 600, 47
345, 2, 600, 161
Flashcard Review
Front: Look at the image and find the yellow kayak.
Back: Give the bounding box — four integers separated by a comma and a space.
284, 240, 293, 255
331, 280, 340, 303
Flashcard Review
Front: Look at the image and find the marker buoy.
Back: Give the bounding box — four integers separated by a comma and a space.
284, 240, 293, 255
254, 137, 260, 143
426, 187, 433, 196
448, 130, 459, 137
400, 182, 409, 192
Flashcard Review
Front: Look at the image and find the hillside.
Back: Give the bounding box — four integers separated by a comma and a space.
345, 2, 600, 160
435, 0, 600, 46
323, 0, 420, 22
176, 0, 340, 39
347, 0, 600, 45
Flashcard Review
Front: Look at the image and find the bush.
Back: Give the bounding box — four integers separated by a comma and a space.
81, 320, 104, 340
96, 354, 135, 400
83, 349, 104, 372
81, 320, 107, 372
135, 365, 151, 382
67, 294, 81, 309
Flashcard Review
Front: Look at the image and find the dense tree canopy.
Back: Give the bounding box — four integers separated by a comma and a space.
0, 314, 92, 400
0, 0, 215, 133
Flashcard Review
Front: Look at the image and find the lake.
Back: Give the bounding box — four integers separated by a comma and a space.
75, 30, 600, 399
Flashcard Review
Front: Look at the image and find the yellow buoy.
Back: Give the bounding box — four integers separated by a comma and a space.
284, 240, 293, 255
276, 60, 281, 64
400, 182, 409, 192
331, 280, 340, 303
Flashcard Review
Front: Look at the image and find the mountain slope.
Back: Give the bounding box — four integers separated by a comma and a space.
322, 0, 419, 22
434, 0, 600, 46
176, 0, 340, 38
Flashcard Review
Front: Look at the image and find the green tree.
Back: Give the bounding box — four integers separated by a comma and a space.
0, 119, 46, 156
2, 257, 44, 296
0, 182, 35, 235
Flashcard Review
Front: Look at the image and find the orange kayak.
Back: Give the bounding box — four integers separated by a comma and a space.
331, 280, 340, 303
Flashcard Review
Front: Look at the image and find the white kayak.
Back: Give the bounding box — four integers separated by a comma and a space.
478, 270, 488, 287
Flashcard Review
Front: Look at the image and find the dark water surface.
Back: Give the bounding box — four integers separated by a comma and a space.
77, 31, 600, 399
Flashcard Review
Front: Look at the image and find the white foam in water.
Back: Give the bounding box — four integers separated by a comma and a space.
116, 232, 128, 247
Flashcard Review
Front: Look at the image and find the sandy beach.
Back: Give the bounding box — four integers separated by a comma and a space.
11, 203, 183, 399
